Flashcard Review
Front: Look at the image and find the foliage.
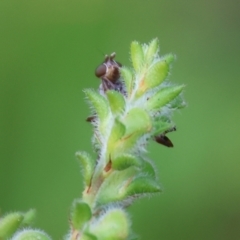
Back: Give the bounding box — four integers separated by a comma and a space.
0, 39, 185, 240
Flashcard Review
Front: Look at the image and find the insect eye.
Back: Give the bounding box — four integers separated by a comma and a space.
95, 64, 107, 78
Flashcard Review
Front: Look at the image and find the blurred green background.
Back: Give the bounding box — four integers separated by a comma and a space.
1, 0, 240, 239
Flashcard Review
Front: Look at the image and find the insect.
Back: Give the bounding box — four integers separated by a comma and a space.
95, 52, 126, 95
86, 53, 126, 123
154, 127, 176, 147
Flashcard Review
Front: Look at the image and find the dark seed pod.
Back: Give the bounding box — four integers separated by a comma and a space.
155, 135, 173, 147
154, 127, 176, 148
86, 116, 96, 123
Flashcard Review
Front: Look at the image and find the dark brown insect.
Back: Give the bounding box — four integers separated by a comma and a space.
87, 53, 125, 123
95, 52, 125, 94
154, 127, 176, 148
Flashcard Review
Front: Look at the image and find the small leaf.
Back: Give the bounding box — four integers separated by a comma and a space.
96, 167, 138, 205
163, 53, 175, 65
89, 208, 130, 240
131, 41, 144, 71
141, 158, 157, 179
168, 94, 186, 109
125, 176, 161, 197
120, 67, 133, 96
112, 154, 142, 171
0, 212, 24, 239
139, 60, 169, 94
76, 151, 95, 186
123, 108, 151, 136
84, 89, 109, 122
114, 108, 151, 153
21, 209, 36, 227
70, 200, 92, 230
146, 85, 185, 111
107, 119, 126, 155
11, 229, 51, 240
106, 90, 125, 114
153, 121, 174, 136
145, 38, 159, 65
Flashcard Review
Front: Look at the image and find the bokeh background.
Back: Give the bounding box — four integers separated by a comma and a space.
1, 0, 240, 239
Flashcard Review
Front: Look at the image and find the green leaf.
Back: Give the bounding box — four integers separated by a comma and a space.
84, 89, 109, 122
131, 41, 144, 71
107, 119, 126, 155
120, 67, 133, 96
76, 151, 95, 186
125, 176, 161, 197
123, 108, 151, 136
139, 60, 169, 94
112, 154, 142, 171
141, 158, 157, 179
70, 200, 92, 230
21, 209, 36, 227
168, 94, 186, 109
162, 53, 175, 65
145, 38, 159, 66
146, 85, 185, 111
96, 167, 139, 205
106, 90, 125, 114
113, 108, 151, 153
0, 212, 24, 239
153, 121, 174, 136
11, 229, 51, 240
89, 208, 130, 240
